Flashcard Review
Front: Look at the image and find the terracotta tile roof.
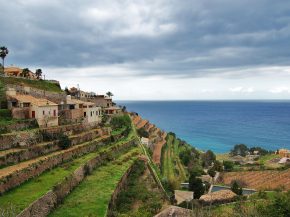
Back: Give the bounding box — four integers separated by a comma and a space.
10, 95, 57, 107
199, 190, 237, 203
67, 99, 95, 106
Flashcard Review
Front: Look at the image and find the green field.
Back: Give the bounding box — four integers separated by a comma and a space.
161, 134, 187, 184
49, 147, 140, 217
0, 76, 63, 93
0, 151, 100, 214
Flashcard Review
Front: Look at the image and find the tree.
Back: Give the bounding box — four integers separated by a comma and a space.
208, 167, 216, 178
0, 46, 9, 70
223, 160, 234, 171
231, 180, 243, 195
64, 87, 70, 95
202, 150, 216, 168
213, 160, 223, 172
21, 68, 30, 78
106, 91, 114, 98
231, 144, 248, 157
35, 69, 42, 79
188, 174, 205, 199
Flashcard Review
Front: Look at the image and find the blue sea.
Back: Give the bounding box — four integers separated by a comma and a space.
118, 100, 290, 153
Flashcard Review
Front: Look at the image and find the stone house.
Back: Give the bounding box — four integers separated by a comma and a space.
7, 94, 58, 127
89, 95, 113, 108
104, 106, 121, 115
278, 149, 290, 158
4, 67, 38, 80
62, 95, 102, 124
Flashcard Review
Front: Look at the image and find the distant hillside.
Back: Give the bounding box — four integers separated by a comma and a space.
0, 76, 63, 93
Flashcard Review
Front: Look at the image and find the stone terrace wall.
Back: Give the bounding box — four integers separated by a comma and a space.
106, 164, 133, 217
6, 84, 66, 104
0, 123, 104, 151
17, 139, 137, 217
0, 128, 106, 167
0, 135, 113, 194
11, 108, 30, 119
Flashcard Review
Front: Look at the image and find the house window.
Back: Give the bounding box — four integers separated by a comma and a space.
84, 112, 86, 117
91, 111, 92, 117
43, 111, 45, 115
53, 110, 56, 116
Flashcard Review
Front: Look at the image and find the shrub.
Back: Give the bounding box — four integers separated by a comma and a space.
223, 160, 234, 171
110, 114, 131, 130
188, 174, 205, 199
0, 109, 11, 117
231, 144, 248, 157
57, 133, 71, 150
231, 180, 243, 195
137, 127, 149, 138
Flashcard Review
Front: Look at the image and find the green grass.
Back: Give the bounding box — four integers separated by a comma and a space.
0, 76, 63, 93
161, 135, 187, 187
259, 154, 277, 163
0, 132, 136, 215
49, 148, 140, 217
0, 151, 101, 214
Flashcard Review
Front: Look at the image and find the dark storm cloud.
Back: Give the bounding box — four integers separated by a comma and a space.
1, 0, 290, 78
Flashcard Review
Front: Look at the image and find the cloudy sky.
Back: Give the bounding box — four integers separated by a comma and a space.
1, 0, 290, 100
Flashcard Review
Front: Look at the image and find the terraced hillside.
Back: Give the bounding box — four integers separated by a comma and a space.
49, 148, 140, 217
131, 114, 166, 165
110, 159, 169, 217
0, 114, 142, 216
161, 134, 187, 184
218, 169, 290, 190
0, 76, 63, 93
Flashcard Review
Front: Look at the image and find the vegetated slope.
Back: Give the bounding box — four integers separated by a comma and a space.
0, 130, 133, 215
49, 148, 140, 217
211, 191, 290, 217
131, 114, 167, 165
110, 159, 168, 217
218, 168, 290, 190
161, 133, 187, 185
0, 76, 63, 93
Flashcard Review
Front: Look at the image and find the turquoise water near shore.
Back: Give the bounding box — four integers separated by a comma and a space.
118, 100, 290, 153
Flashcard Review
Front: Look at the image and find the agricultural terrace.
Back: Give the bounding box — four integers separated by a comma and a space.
161, 134, 187, 184
49, 148, 140, 217
218, 168, 290, 191
0, 76, 63, 93
112, 160, 168, 217
0, 133, 135, 215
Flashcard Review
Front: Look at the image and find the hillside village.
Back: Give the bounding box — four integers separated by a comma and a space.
2, 66, 121, 128
0, 54, 290, 216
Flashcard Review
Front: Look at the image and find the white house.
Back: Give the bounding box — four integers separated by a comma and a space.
7, 94, 58, 127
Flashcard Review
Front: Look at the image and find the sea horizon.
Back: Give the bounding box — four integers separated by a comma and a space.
118, 100, 290, 153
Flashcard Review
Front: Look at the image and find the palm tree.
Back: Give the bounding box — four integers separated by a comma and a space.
35, 69, 42, 79
0, 47, 9, 70
21, 68, 30, 78
106, 91, 114, 98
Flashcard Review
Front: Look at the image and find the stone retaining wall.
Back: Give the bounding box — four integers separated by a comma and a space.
0, 128, 106, 167
0, 134, 118, 194
17, 139, 137, 217
106, 164, 134, 217
0, 123, 104, 151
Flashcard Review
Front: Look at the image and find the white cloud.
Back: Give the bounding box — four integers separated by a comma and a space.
229, 87, 254, 93
269, 87, 290, 94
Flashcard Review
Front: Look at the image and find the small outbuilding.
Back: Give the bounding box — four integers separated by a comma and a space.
199, 190, 237, 205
